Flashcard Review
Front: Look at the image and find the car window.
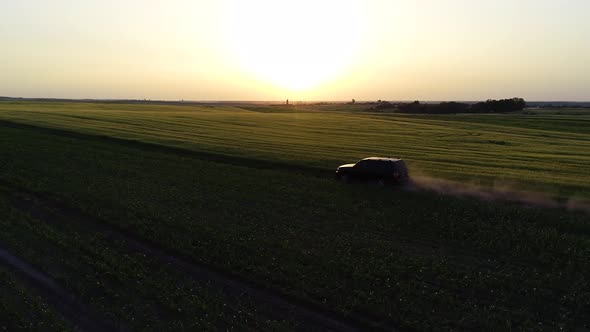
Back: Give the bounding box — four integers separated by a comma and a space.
365, 161, 377, 171
354, 160, 368, 169
357, 160, 378, 171
384, 161, 397, 172
355, 159, 405, 173
373, 161, 387, 172
363, 160, 388, 172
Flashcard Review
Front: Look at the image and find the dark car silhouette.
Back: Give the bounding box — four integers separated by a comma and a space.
336, 157, 409, 185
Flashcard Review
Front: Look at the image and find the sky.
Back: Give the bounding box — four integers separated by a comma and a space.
1, 0, 589, 101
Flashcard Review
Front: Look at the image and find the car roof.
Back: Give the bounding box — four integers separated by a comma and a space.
361, 157, 403, 162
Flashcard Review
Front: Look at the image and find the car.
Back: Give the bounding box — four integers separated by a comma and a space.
335, 157, 410, 185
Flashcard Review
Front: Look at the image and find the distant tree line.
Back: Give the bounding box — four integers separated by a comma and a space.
470, 98, 526, 113
370, 98, 526, 114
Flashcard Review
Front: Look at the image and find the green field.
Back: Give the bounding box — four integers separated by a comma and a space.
1, 101, 589, 199
0, 101, 589, 330
0, 267, 69, 331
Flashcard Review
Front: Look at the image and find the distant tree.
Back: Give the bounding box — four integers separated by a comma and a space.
513, 97, 526, 110
436, 101, 470, 113
398, 101, 425, 113
374, 101, 394, 110
375, 98, 526, 114
471, 98, 526, 113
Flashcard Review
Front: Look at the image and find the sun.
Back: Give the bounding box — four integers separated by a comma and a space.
219, 0, 364, 92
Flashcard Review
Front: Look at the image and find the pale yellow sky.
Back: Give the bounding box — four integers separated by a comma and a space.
1, 0, 589, 101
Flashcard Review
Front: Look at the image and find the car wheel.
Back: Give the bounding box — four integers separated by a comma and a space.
341, 174, 350, 183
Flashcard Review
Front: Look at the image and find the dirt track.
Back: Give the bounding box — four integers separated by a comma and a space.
0, 246, 121, 332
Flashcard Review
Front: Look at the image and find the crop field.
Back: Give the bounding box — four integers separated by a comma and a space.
0, 101, 589, 199
0, 266, 69, 331
0, 182, 295, 331
0, 101, 590, 330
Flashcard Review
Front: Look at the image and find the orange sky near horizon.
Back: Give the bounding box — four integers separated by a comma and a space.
1, 0, 589, 101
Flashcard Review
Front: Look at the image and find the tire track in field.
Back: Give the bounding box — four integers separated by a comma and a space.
0, 180, 395, 332
0, 120, 330, 177
4, 119, 588, 213
0, 246, 121, 332
3, 178, 584, 330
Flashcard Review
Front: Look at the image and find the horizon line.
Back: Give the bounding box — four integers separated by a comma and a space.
2, 96, 590, 104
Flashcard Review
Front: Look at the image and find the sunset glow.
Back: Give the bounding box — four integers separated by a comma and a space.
1, 0, 589, 100
220, 0, 364, 92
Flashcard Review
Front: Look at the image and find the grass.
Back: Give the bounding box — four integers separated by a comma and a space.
0, 101, 589, 200
0, 267, 70, 331
0, 115, 589, 330
0, 186, 294, 331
